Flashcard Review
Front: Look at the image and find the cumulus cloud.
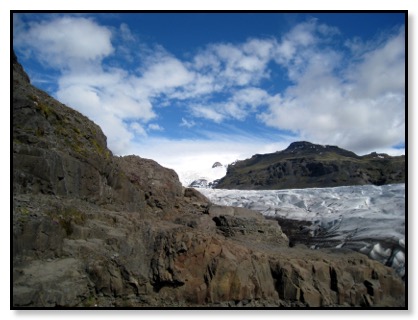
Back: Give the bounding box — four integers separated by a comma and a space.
346, 27, 405, 98
190, 104, 225, 123
148, 123, 164, 131
14, 16, 195, 154
190, 37, 275, 92
273, 19, 341, 81
188, 87, 271, 123
259, 24, 405, 155
54, 66, 157, 154
13, 14, 405, 168
125, 136, 293, 181
130, 122, 147, 136
14, 16, 113, 70
231, 87, 271, 110
136, 55, 195, 96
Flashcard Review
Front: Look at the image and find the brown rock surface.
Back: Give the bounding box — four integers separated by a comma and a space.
12, 52, 405, 308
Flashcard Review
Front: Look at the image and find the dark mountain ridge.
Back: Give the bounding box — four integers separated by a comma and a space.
216, 141, 405, 190
12, 52, 404, 308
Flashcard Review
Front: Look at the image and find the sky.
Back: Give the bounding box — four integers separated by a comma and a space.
12, 12, 406, 177
3, 3, 415, 319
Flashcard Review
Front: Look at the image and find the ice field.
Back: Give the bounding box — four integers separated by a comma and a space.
200, 184, 405, 277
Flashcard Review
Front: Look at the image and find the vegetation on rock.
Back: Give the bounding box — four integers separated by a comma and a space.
12, 52, 405, 308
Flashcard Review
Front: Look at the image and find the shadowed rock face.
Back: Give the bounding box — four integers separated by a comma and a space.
216, 141, 405, 190
12, 53, 405, 308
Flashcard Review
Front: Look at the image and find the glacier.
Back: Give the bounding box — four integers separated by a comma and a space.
178, 164, 227, 188
199, 184, 405, 278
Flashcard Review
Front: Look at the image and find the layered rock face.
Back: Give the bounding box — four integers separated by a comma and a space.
12, 53, 405, 308
216, 141, 405, 190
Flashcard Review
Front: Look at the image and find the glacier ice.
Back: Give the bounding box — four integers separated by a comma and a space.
199, 184, 405, 277
178, 165, 227, 188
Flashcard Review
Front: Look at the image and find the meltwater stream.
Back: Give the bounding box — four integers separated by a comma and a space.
199, 184, 405, 278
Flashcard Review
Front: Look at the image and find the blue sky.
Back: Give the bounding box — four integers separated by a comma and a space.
13, 12, 405, 177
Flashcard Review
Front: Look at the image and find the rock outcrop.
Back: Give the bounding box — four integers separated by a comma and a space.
12, 53, 405, 308
216, 141, 405, 190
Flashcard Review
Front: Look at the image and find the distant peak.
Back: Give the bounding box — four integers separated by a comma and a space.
212, 162, 223, 168
282, 141, 360, 158
287, 141, 314, 150
286, 141, 320, 151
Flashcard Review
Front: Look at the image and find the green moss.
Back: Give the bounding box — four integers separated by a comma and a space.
20, 207, 30, 215
71, 141, 87, 156
92, 139, 110, 159
15, 207, 31, 224
27, 94, 39, 102
26, 94, 57, 118
92, 139, 103, 154
46, 206, 86, 236
83, 295, 97, 307
73, 127, 81, 135
35, 102, 53, 118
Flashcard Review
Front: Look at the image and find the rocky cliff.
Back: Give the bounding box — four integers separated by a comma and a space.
12, 53, 405, 308
216, 141, 405, 190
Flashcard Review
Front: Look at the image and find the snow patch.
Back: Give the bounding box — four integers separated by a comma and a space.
178, 163, 227, 187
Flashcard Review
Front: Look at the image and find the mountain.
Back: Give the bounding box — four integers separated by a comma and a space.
12, 53, 404, 308
215, 141, 405, 190
179, 162, 227, 188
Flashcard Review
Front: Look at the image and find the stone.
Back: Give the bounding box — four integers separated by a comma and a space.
12, 52, 405, 308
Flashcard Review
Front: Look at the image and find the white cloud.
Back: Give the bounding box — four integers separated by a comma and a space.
259, 25, 405, 155
99, 114, 135, 154
14, 15, 404, 162
125, 136, 294, 183
15, 16, 195, 155
186, 87, 271, 123
346, 26, 405, 98
55, 66, 156, 154
175, 74, 217, 99
287, 20, 317, 46
130, 122, 147, 136
136, 55, 195, 95
242, 38, 275, 60
14, 16, 113, 70
273, 19, 341, 82
56, 67, 155, 120
119, 23, 136, 42
190, 104, 225, 123
189, 102, 246, 123
191, 38, 275, 89
148, 123, 164, 131
56, 84, 102, 119
180, 118, 197, 128
276, 39, 296, 63
221, 102, 248, 120
232, 87, 270, 110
